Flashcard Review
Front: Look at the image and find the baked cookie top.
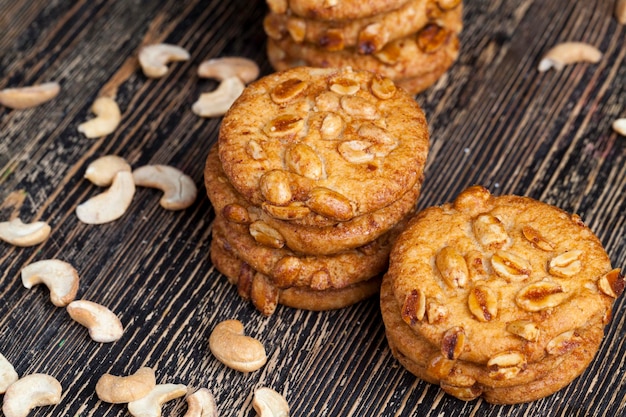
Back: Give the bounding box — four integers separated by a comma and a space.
266, 0, 412, 21
388, 185, 622, 365
218, 66, 429, 223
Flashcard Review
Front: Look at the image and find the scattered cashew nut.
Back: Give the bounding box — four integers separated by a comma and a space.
139, 43, 190, 78
252, 387, 290, 417
612, 118, 626, 136
197, 57, 259, 84
96, 367, 156, 403
127, 383, 187, 417
538, 42, 602, 72
616, 0, 626, 24
78, 96, 122, 138
21, 259, 80, 307
76, 170, 135, 224
0, 353, 19, 394
0, 82, 60, 109
2, 373, 62, 417
0, 217, 51, 247
132, 165, 197, 210
183, 388, 218, 417
66, 300, 124, 343
192, 76, 245, 118
85, 155, 132, 187
208, 319, 267, 372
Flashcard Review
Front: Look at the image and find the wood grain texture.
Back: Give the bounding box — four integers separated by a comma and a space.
0, 0, 624, 416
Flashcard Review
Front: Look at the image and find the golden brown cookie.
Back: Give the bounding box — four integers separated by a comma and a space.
218, 66, 429, 223
267, 0, 412, 21
205, 144, 421, 255
210, 234, 381, 315
264, 0, 462, 54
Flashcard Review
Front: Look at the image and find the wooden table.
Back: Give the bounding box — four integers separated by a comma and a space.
1, 0, 624, 416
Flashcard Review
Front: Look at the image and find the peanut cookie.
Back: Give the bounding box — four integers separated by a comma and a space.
217, 66, 429, 223
205, 144, 420, 255
210, 234, 381, 315
267, 0, 410, 21
264, 0, 462, 54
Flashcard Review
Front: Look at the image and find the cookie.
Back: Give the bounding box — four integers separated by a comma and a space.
205, 144, 421, 255
267, 0, 411, 21
217, 66, 429, 223
210, 234, 381, 315
264, 0, 462, 54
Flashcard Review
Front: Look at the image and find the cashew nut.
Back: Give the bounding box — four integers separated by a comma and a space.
612, 118, 626, 136
191, 76, 245, 118
132, 165, 197, 210
183, 388, 218, 417
21, 259, 79, 307
0, 353, 19, 394
617, 0, 626, 24
96, 367, 156, 403
85, 155, 132, 187
127, 383, 187, 417
0, 217, 51, 247
0, 82, 60, 109
78, 96, 122, 138
252, 387, 290, 417
139, 43, 190, 78
66, 300, 124, 343
197, 57, 259, 84
208, 319, 267, 372
538, 42, 603, 72
2, 373, 62, 417
76, 171, 135, 224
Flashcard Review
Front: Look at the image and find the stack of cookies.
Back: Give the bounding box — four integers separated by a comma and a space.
381, 185, 624, 403
263, 0, 463, 94
205, 66, 430, 315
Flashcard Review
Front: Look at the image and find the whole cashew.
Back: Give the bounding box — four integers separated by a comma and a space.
96, 367, 156, 403
0, 82, 60, 109
76, 170, 135, 224
252, 387, 290, 417
85, 155, 132, 187
183, 388, 218, 417
78, 96, 122, 138
66, 300, 124, 343
2, 373, 62, 417
0, 217, 51, 247
21, 259, 80, 307
197, 57, 259, 84
139, 44, 190, 78
0, 353, 19, 394
612, 118, 626, 136
538, 42, 602, 72
208, 320, 267, 372
127, 383, 188, 417
132, 165, 197, 210
191, 76, 245, 118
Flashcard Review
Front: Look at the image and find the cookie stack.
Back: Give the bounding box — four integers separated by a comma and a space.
263, 0, 463, 94
381, 185, 624, 403
205, 66, 430, 315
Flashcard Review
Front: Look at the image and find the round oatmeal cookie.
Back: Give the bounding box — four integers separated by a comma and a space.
381, 275, 607, 403
205, 144, 421, 255
264, 0, 463, 54
388, 185, 622, 366
210, 235, 381, 315
217, 66, 429, 223
267, 0, 410, 21
267, 26, 459, 82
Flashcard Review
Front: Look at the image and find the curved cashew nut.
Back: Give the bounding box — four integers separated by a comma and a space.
2, 373, 62, 417
252, 387, 290, 417
66, 300, 124, 343
191, 76, 245, 118
208, 319, 267, 372
21, 259, 79, 307
76, 171, 135, 224
127, 383, 188, 417
78, 96, 122, 138
0, 82, 60, 109
197, 57, 259, 84
612, 118, 626, 136
538, 42, 602, 72
617, 0, 626, 24
85, 155, 132, 187
183, 388, 218, 417
0, 217, 51, 247
132, 165, 197, 210
0, 353, 19, 394
96, 367, 156, 403
139, 43, 190, 78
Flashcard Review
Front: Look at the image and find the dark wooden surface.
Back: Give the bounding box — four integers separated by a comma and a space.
1, 0, 625, 416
